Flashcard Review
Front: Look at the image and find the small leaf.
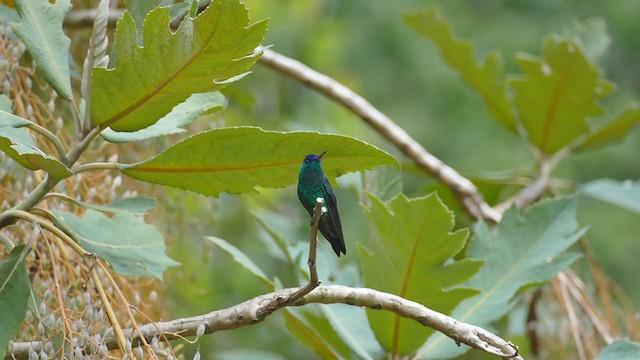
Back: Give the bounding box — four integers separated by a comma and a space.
0, 126, 72, 179
119, 127, 398, 197
51, 210, 179, 279
575, 103, 640, 151
404, 7, 517, 132
92, 0, 268, 132
101, 92, 225, 143
419, 197, 584, 359
0, 109, 30, 128
65, 196, 158, 215
508, 37, 614, 154
595, 339, 640, 360
10, 0, 72, 99
205, 236, 272, 288
359, 193, 482, 355
581, 179, 640, 214
0, 244, 31, 359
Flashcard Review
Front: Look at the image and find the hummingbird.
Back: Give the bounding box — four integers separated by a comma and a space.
297, 151, 346, 257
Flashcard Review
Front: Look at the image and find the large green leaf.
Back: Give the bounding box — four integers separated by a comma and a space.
0, 245, 31, 359
404, 7, 517, 132
119, 127, 398, 197
595, 339, 640, 360
101, 92, 225, 143
581, 179, 640, 214
419, 197, 584, 359
91, 0, 267, 132
358, 193, 482, 355
10, 0, 72, 100
509, 37, 614, 154
575, 103, 640, 151
51, 210, 179, 279
0, 126, 72, 179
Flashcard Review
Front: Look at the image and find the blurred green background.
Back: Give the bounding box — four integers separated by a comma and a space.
155, 1, 640, 358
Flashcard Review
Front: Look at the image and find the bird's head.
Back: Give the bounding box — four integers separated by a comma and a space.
303, 151, 327, 164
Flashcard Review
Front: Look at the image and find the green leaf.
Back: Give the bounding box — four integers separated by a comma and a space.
101, 92, 225, 143
419, 197, 584, 359
0, 126, 72, 179
51, 210, 179, 279
358, 193, 482, 355
0, 109, 30, 128
0, 245, 31, 359
65, 196, 158, 215
319, 304, 383, 360
575, 103, 640, 151
119, 127, 398, 197
404, 7, 517, 132
92, 0, 267, 132
595, 339, 640, 360
283, 310, 340, 360
205, 236, 272, 288
508, 37, 614, 154
581, 179, 640, 214
10, 0, 72, 100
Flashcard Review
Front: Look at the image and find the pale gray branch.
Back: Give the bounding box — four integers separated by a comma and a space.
259, 49, 501, 223
6, 285, 521, 360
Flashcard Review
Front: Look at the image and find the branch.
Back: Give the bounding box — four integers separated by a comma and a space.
6, 285, 521, 360
258, 49, 501, 223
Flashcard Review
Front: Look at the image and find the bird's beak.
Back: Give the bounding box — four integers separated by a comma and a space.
318, 151, 327, 159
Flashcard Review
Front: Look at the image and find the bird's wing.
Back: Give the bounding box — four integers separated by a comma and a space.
321, 177, 346, 254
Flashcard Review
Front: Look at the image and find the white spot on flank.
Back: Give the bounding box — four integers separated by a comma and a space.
316, 197, 325, 204
321, 206, 328, 214
541, 63, 552, 76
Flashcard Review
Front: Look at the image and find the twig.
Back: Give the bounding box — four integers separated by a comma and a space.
71, 162, 120, 174
25, 122, 68, 164
256, 199, 323, 319
90, 269, 130, 358
6, 285, 521, 360
553, 277, 587, 360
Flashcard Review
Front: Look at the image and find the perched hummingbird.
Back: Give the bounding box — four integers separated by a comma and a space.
297, 151, 346, 257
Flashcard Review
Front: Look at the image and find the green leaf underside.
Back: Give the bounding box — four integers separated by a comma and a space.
101, 92, 225, 143
509, 37, 614, 154
582, 179, 640, 214
420, 197, 584, 359
10, 0, 72, 100
0, 126, 72, 179
0, 109, 30, 128
119, 127, 398, 197
0, 245, 31, 359
359, 193, 482, 355
404, 7, 517, 132
576, 103, 640, 151
92, 0, 268, 132
205, 236, 272, 287
284, 310, 340, 360
66, 196, 158, 215
51, 210, 179, 279
595, 339, 640, 360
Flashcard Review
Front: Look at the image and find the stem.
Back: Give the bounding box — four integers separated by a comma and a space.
72, 162, 120, 174
91, 269, 129, 357
25, 123, 68, 164
2, 210, 90, 257
256, 199, 323, 319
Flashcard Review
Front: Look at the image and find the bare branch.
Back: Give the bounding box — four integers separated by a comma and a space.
6, 285, 521, 360
259, 49, 501, 223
